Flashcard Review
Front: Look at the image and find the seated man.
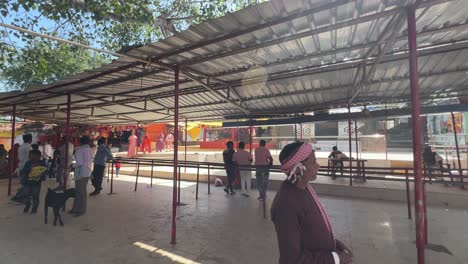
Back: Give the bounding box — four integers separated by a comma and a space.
328, 146, 347, 179
423, 146, 444, 182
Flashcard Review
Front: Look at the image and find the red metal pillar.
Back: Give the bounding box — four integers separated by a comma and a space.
8, 105, 16, 196
450, 112, 463, 188
407, 8, 426, 264
384, 105, 388, 160
135, 123, 139, 157
184, 118, 188, 173
347, 105, 353, 186
64, 93, 71, 191
171, 66, 179, 245
354, 120, 359, 161
236, 121, 239, 147
202, 126, 207, 142
405, 169, 412, 220
384, 119, 388, 160
249, 117, 253, 154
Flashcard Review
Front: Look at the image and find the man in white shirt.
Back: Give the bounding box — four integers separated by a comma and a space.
39, 140, 54, 177
40, 140, 54, 161
18, 134, 33, 174
11, 134, 33, 203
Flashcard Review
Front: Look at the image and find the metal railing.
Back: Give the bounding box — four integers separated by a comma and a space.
105, 157, 467, 220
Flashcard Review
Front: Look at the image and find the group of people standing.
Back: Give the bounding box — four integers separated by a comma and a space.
127, 129, 174, 157
222, 140, 273, 200
10, 133, 113, 218
156, 131, 174, 152
70, 136, 113, 216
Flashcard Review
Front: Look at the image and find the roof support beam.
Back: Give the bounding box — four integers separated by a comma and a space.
178, 69, 250, 114
76, 93, 169, 116
1, 63, 140, 102
10, 67, 167, 105
240, 67, 468, 103
348, 12, 408, 102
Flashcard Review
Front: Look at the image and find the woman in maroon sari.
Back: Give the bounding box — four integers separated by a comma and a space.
271, 142, 353, 264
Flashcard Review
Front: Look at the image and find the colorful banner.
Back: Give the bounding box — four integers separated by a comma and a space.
439, 113, 462, 134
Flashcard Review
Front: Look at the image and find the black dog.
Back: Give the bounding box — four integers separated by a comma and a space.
44, 188, 76, 226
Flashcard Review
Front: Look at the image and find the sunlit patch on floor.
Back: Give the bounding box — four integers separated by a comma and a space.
133, 242, 201, 264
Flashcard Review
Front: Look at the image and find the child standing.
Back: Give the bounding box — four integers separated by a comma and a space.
21, 150, 48, 213
115, 158, 121, 178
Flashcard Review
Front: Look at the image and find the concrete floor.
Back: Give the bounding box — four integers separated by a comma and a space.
0, 176, 467, 264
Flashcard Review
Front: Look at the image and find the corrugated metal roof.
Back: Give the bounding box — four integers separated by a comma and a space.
1, 0, 468, 125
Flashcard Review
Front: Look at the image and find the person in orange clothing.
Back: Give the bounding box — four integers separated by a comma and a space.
140, 131, 152, 154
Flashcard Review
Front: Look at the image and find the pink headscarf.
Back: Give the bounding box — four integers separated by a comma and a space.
280, 143, 313, 183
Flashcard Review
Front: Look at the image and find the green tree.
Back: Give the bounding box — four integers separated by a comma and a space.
0, 0, 264, 90
1, 39, 107, 91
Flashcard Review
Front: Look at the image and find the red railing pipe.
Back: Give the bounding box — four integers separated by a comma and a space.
347, 105, 353, 186
171, 66, 180, 245
405, 169, 412, 220
8, 105, 16, 196
450, 112, 464, 188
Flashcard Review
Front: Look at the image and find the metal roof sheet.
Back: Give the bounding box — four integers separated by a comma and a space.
1, 0, 468, 125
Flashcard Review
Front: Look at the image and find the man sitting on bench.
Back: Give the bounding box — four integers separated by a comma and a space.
423, 146, 446, 183
328, 146, 347, 179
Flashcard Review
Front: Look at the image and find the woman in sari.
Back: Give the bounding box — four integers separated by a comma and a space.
156, 131, 165, 152
128, 130, 138, 157
271, 142, 353, 264
165, 132, 174, 151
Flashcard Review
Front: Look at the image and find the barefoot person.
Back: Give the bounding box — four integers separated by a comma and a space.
271, 142, 353, 264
